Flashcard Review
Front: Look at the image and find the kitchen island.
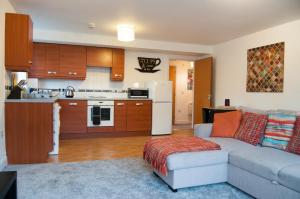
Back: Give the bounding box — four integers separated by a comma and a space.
5, 100, 57, 164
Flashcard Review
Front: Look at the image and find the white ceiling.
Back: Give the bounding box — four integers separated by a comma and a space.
9, 0, 300, 45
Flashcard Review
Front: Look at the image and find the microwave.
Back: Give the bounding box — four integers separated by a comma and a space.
128, 88, 149, 98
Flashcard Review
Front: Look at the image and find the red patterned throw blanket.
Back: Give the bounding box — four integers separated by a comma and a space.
143, 137, 221, 176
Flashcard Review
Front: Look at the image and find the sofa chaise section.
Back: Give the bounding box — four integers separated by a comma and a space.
154, 125, 257, 191
154, 150, 228, 190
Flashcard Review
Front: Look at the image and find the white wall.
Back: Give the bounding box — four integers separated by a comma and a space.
213, 19, 300, 111
38, 50, 169, 91
0, 0, 15, 170
169, 60, 193, 124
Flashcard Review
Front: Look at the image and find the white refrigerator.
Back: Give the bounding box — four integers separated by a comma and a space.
145, 80, 172, 135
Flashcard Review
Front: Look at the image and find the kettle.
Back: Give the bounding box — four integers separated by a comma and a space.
65, 86, 75, 98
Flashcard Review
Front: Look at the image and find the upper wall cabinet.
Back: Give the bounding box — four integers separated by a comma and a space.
59, 45, 87, 80
5, 13, 33, 71
30, 43, 124, 81
111, 48, 125, 81
86, 47, 112, 67
29, 43, 60, 78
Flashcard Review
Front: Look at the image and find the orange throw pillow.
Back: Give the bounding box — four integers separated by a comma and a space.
211, 111, 242, 138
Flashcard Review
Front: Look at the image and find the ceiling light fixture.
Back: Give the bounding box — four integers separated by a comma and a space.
117, 24, 135, 42
88, 22, 96, 29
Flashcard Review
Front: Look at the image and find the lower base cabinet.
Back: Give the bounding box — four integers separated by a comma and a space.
5, 102, 53, 164
114, 100, 127, 132
126, 101, 152, 132
59, 100, 87, 134
59, 100, 152, 138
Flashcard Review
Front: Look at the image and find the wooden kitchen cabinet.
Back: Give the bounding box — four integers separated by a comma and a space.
5, 102, 53, 164
29, 43, 123, 81
29, 43, 60, 78
29, 43, 46, 78
126, 100, 152, 132
60, 100, 151, 139
60, 45, 87, 80
114, 100, 127, 132
87, 47, 112, 67
111, 48, 125, 81
5, 13, 33, 71
59, 100, 87, 134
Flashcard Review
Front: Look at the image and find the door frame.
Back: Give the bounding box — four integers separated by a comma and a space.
193, 57, 213, 125
169, 65, 176, 125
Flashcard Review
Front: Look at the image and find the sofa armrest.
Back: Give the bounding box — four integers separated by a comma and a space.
194, 123, 213, 138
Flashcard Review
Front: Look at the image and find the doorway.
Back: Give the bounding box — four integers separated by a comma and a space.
169, 60, 194, 130
169, 57, 213, 131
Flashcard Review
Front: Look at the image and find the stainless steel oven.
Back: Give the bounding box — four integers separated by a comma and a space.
87, 100, 114, 127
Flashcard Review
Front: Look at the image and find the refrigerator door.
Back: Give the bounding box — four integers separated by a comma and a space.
152, 102, 172, 135
145, 81, 172, 102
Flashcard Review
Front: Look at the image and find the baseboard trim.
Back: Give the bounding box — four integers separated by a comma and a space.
0, 155, 7, 170
60, 131, 151, 139
174, 120, 192, 125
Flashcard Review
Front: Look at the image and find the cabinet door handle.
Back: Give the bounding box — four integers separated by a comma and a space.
28, 60, 32, 64
114, 74, 122, 77
69, 102, 78, 106
117, 102, 125, 106
48, 71, 57, 74
68, 72, 77, 75
136, 103, 143, 106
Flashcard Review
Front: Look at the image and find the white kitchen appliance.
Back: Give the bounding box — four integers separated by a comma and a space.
145, 80, 172, 135
87, 100, 114, 127
49, 103, 61, 155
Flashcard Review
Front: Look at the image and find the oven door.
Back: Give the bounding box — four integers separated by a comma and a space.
88, 105, 114, 127
99, 105, 114, 126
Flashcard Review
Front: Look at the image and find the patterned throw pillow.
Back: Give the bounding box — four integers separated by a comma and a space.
234, 112, 268, 145
286, 116, 300, 155
262, 113, 296, 150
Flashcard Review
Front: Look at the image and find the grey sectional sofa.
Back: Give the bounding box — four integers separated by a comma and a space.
153, 123, 300, 199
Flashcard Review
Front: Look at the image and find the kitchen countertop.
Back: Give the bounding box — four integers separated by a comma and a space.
58, 97, 152, 101
5, 98, 59, 103
5, 97, 152, 103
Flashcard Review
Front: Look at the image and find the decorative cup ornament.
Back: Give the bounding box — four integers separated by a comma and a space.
135, 57, 161, 73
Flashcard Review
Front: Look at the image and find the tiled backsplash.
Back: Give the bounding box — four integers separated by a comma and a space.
5, 85, 127, 93
5, 85, 129, 98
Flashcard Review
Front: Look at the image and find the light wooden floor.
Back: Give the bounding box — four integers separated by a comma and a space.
48, 128, 193, 163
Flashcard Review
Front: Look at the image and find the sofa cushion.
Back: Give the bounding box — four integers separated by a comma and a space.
167, 137, 255, 171
229, 147, 300, 181
278, 164, 300, 192
206, 137, 257, 152
167, 150, 228, 170
234, 112, 268, 145
286, 116, 300, 155
262, 113, 296, 150
211, 111, 242, 138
